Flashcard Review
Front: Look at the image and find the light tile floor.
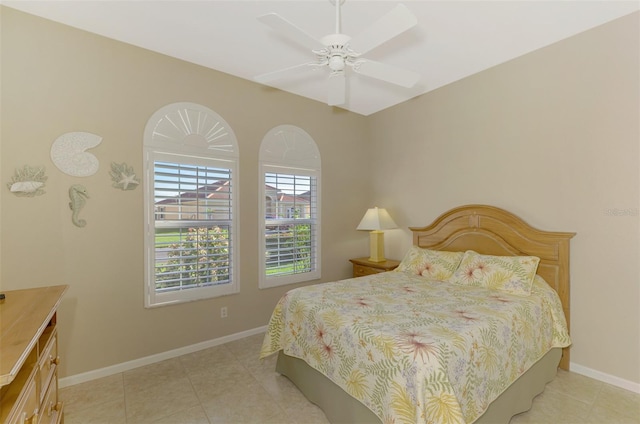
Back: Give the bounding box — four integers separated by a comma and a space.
61, 333, 640, 424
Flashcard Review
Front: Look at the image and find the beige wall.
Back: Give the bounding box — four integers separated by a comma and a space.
370, 12, 639, 386
0, 7, 370, 378
1, 6, 638, 388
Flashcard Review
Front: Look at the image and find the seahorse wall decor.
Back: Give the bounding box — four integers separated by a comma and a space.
69, 184, 89, 227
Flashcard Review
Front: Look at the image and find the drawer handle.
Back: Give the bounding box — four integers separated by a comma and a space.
22, 408, 38, 423
50, 355, 60, 366
46, 399, 63, 417
47, 400, 62, 416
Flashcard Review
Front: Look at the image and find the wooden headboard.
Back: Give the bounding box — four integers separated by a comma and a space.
410, 204, 575, 370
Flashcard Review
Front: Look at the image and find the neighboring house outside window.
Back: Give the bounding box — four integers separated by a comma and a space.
259, 125, 321, 289
143, 102, 239, 307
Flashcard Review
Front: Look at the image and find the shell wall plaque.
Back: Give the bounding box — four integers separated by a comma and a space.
7, 165, 48, 197
110, 162, 140, 191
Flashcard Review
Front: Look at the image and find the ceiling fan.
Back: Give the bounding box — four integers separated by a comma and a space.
255, 0, 420, 106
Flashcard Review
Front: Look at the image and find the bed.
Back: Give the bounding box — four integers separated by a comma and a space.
261, 204, 575, 424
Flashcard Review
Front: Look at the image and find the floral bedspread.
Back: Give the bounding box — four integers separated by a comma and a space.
260, 271, 570, 424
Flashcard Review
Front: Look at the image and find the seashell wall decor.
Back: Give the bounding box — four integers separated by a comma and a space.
110, 162, 140, 191
7, 165, 48, 197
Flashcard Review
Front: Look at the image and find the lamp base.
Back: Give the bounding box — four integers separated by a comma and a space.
368, 230, 386, 262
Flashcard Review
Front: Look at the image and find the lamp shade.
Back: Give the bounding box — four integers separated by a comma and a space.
356, 207, 397, 231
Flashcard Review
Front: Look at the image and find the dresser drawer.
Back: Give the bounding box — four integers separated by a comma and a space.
6, 377, 38, 424
38, 332, 59, 404
38, 374, 62, 424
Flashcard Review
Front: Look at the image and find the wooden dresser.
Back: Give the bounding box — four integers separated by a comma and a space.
349, 257, 400, 277
0, 285, 68, 424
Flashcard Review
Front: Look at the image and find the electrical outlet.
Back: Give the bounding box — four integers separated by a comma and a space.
220, 306, 228, 318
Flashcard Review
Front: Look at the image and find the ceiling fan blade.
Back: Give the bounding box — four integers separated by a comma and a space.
353, 59, 420, 88
255, 62, 319, 83
258, 13, 325, 51
327, 72, 346, 106
348, 4, 417, 55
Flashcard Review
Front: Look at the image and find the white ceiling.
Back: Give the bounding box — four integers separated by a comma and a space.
3, 1, 639, 116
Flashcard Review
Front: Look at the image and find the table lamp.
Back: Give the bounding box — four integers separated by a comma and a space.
356, 207, 397, 262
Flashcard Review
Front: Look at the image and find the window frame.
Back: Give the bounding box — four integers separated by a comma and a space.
258, 125, 321, 289
143, 103, 239, 307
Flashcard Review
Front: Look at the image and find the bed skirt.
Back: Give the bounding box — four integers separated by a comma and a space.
275, 347, 562, 424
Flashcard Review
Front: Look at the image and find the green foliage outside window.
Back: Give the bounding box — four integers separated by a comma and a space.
265, 223, 312, 275
156, 227, 230, 290
157, 223, 312, 289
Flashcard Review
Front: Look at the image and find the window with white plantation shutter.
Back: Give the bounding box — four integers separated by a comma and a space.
153, 160, 233, 288
259, 125, 321, 289
144, 103, 239, 307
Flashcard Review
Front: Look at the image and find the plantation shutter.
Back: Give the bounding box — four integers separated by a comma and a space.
264, 171, 318, 279
153, 159, 233, 293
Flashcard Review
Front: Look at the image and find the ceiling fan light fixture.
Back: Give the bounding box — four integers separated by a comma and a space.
328, 55, 346, 71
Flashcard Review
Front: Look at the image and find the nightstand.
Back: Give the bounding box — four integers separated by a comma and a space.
349, 257, 400, 277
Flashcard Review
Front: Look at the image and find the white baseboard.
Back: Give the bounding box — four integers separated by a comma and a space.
61, 332, 640, 395
59, 325, 267, 389
570, 361, 640, 394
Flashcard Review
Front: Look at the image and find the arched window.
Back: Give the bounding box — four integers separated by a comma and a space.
259, 125, 321, 289
143, 102, 239, 307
